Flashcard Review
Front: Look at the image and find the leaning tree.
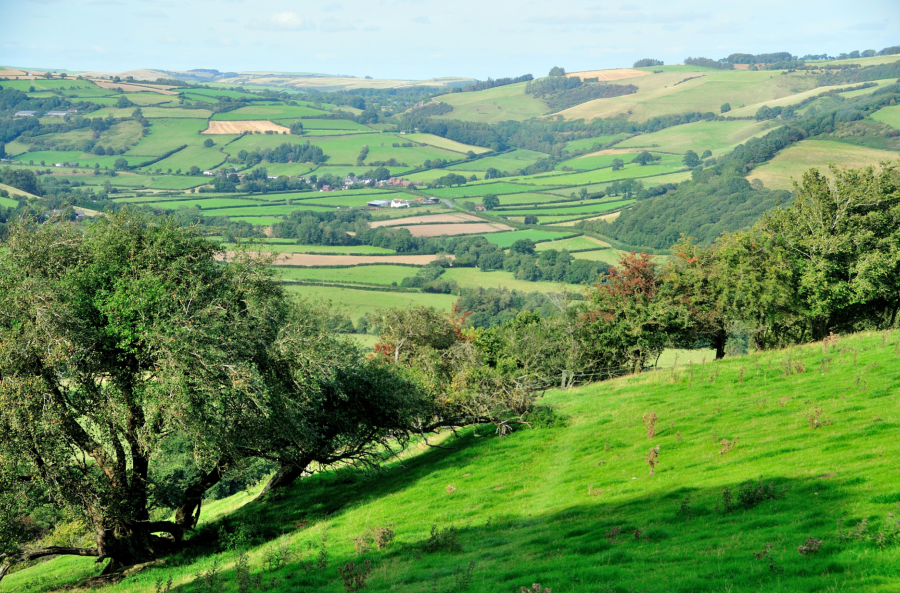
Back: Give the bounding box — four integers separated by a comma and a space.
0, 213, 422, 580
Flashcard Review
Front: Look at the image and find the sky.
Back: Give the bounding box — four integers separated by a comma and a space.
1, 0, 898, 80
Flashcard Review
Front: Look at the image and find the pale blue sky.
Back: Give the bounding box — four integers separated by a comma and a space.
1, 0, 897, 80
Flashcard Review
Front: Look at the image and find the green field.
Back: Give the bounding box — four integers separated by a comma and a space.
401, 133, 491, 154
225, 243, 396, 255
279, 265, 417, 286
9, 331, 900, 592
871, 104, 900, 130
228, 133, 461, 168
484, 229, 574, 248
570, 248, 630, 265
126, 119, 211, 156
440, 267, 567, 293
285, 285, 458, 319
212, 104, 328, 120
495, 199, 635, 217
298, 119, 374, 131
523, 163, 681, 186
150, 145, 229, 172
435, 82, 550, 123
426, 182, 545, 198
534, 235, 610, 251
494, 192, 570, 205
446, 149, 550, 173
301, 192, 399, 208
90, 107, 212, 119
209, 204, 336, 217
616, 119, 782, 156
559, 70, 821, 122
748, 139, 900, 190
145, 198, 266, 210
563, 134, 631, 151
557, 152, 642, 171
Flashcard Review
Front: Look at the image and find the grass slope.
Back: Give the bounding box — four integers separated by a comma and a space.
747, 139, 900, 190
558, 70, 820, 122
435, 82, 549, 123
615, 120, 782, 157
9, 331, 900, 592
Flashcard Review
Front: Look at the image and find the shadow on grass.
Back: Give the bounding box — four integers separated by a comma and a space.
148, 427, 876, 593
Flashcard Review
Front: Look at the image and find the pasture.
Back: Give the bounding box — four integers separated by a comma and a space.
435, 82, 549, 123
497, 193, 571, 205
534, 235, 610, 251
369, 213, 482, 227
149, 145, 229, 172
446, 149, 550, 172
425, 182, 543, 198
279, 265, 416, 286
440, 267, 567, 293
495, 199, 635, 217
211, 104, 328, 120
557, 70, 821, 122
225, 243, 396, 255
871, 104, 900, 130
747, 139, 900, 190
401, 133, 491, 154
270, 253, 450, 266
284, 285, 458, 319
484, 229, 574, 248
615, 119, 782, 156
525, 163, 682, 186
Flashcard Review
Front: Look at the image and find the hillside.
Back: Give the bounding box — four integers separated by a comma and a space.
6, 330, 900, 592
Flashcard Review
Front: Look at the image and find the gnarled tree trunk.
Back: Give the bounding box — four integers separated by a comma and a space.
255, 460, 311, 501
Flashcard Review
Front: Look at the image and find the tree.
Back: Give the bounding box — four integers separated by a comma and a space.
485, 167, 503, 179
0, 142, 5, 159
203, 138, 214, 147
437, 173, 467, 187
720, 103, 731, 113
113, 157, 128, 170
611, 158, 624, 171
482, 194, 500, 210
290, 121, 303, 135
578, 187, 588, 201
548, 66, 566, 76
585, 253, 684, 374
682, 150, 700, 168
0, 214, 424, 579
510, 238, 536, 255
701, 149, 712, 159
632, 151, 655, 166
189, 165, 201, 175
116, 96, 133, 109
524, 215, 538, 225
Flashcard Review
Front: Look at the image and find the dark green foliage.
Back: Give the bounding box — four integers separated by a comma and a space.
455, 287, 556, 328
684, 57, 733, 69
289, 121, 304, 135
482, 194, 500, 210
0, 167, 41, 195
447, 74, 533, 94
234, 141, 326, 165
548, 66, 566, 77
526, 77, 638, 111
600, 83, 900, 249
726, 51, 793, 64
633, 59, 664, 67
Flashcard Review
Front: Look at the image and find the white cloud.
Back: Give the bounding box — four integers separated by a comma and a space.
137, 9, 168, 18
248, 11, 314, 31
412, 15, 431, 24
91, 45, 107, 53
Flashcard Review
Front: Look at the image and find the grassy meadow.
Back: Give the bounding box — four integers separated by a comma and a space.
7, 331, 900, 592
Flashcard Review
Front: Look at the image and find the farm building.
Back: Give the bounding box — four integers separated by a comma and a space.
391, 199, 410, 208
15, 111, 37, 117
367, 200, 393, 208
46, 110, 75, 116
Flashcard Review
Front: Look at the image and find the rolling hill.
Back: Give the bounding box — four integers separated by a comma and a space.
4, 330, 899, 592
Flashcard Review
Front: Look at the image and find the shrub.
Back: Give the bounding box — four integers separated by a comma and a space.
423, 525, 462, 553
339, 560, 373, 592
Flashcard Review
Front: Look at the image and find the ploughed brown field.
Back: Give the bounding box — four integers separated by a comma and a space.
369, 213, 483, 228
203, 121, 291, 134
394, 223, 512, 237
566, 68, 652, 81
